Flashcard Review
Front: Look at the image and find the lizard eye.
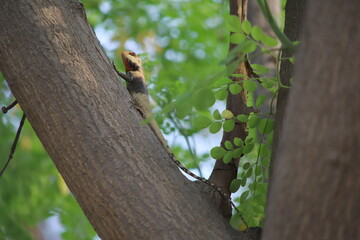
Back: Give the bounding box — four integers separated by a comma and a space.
129, 52, 136, 56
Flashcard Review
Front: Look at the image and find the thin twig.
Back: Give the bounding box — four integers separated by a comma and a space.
2, 100, 18, 114
0, 113, 26, 177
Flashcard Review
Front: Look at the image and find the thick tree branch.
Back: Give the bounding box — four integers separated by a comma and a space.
209, 0, 252, 219
263, 1, 360, 239
269, 0, 307, 182
0, 0, 246, 239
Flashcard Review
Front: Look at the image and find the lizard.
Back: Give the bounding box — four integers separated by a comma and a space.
116, 51, 231, 202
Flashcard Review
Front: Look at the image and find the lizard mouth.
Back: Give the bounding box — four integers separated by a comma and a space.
127, 59, 139, 71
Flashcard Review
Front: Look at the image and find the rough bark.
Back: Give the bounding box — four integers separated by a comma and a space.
269, 0, 307, 185
0, 1, 245, 239
263, 1, 360, 239
209, 0, 250, 218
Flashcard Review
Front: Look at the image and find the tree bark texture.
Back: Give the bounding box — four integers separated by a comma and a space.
0, 1, 244, 239
263, 1, 360, 239
269, 0, 307, 184
209, 0, 251, 218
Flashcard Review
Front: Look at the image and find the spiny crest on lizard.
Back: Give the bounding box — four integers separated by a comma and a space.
116, 51, 231, 202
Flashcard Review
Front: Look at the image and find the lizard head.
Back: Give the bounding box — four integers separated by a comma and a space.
121, 51, 142, 72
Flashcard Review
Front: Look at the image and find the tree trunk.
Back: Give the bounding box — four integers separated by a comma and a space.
269, 0, 307, 183
263, 1, 360, 239
0, 1, 243, 239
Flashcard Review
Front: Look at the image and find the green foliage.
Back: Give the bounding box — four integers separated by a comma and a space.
210, 146, 226, 160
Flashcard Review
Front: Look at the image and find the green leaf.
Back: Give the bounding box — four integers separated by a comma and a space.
230, 179, 242, 193
239, 39, 257, 53
258, 118, 275, 134
209, 122, 222, 134
243, 79, 258, 92
213, 109, 221, 120
225, 15, 242, 32
245, 137, 253, 144
223, 151, 233, 164
230, 33, 246, 44
215, 88, 228, 100
268, 132, 274, 145
232, 148, 242, 158
210, 146, 226, 159
261, 35, 278, 47
231, 74, 248, 78
224, 140, 233, 150
192, 88, 216, 110
175, 99, 192, 119
261, 81, 276, 89
212, 77, 233, 88
262, 157, 270, 167
233, 137, 243, 147
255, 165, 262, 176
240, 177, 247, 187
259, 144, 269, 157
194, 115, 212, 129
243, 143, 254, 154
245, 167, 253, 178
222, 109, 234, 119
243, 162, 251, 170
236, 114, 248, 122
248, 115, 260, 128
240, 190, 249, 204
257, 183, 268, 194
255, 95, 266, 108
229, 83, 242, 95
242, 20, 252, 34
251, 26, 263, 41
251, 64, 269, 75
223, 119, 235, 132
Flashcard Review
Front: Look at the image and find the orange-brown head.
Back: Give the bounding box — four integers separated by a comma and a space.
121, 51, 142, 72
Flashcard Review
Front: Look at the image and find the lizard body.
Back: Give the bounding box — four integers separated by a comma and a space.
118, 51, 230, 201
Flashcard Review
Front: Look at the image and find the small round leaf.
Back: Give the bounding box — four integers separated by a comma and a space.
255, 95, 266, 108
243, 162, 251, 170
230, 179, 242, 193
209, 122, 222, 134
224, 140, 233, 150
251, 26, 263, 41
213, 109, 222, 120
222, 110, 234, 119
229, 83, 242, 95
232, 148, 242, 158
248, 115, 260, 128
258, 118, 275, 134
240, 190, 249, 204
230, 33, 246, 44
233, 137, 244, 147
215, 88, 228, 100
223, 119, 235, 132
223, 151, 233, 164
210, 146, 226, 159
243, 143, 254, 154
236, 114, 248, 122
242, 20, 252, 34
192, 88, 215, 110
243, 79, 258, 92
194, 115, 212, 129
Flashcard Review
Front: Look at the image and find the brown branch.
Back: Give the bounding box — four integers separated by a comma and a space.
269, 0, 308, 191
1, 100, 18, 113
208, 0, 254, 219
0, 113, 26, 177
